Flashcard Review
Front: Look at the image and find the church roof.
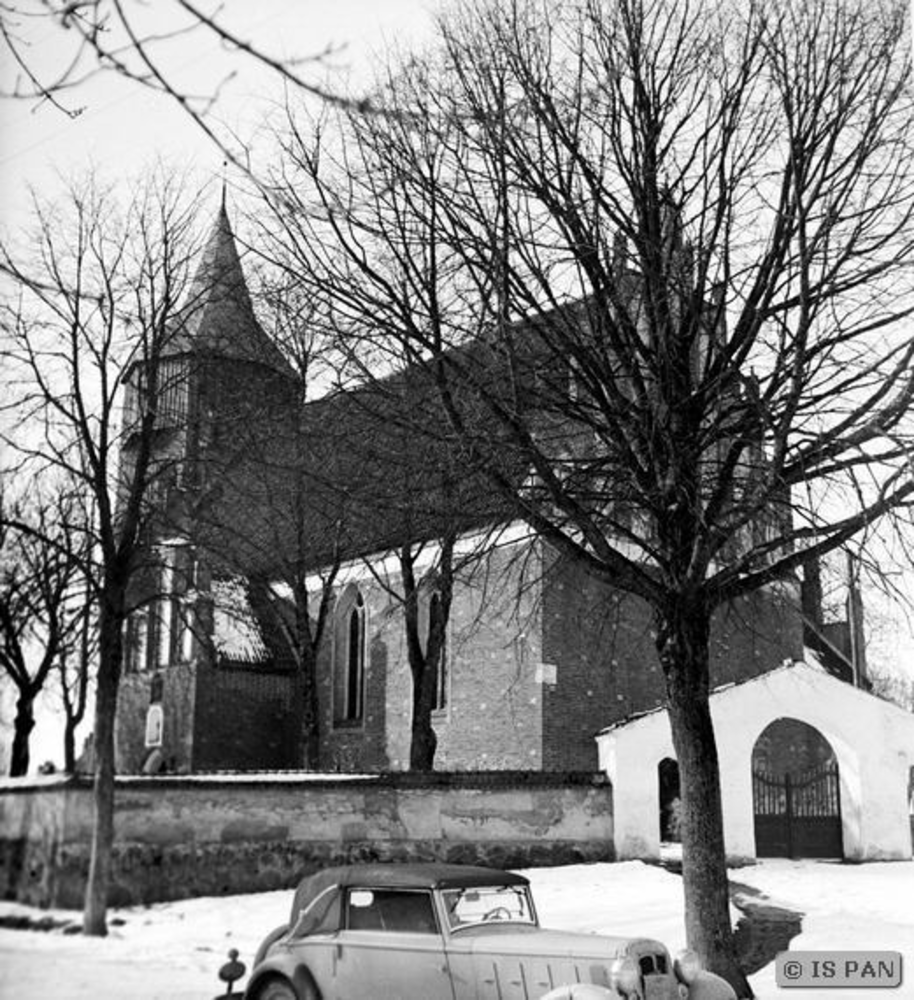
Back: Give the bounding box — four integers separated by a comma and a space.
194, 360, 525, 580
211, 576, 271, 664
166, 203, 290, 374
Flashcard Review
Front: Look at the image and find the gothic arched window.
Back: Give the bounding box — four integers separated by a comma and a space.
125, 610, 149, 673
420, 589, 448, 713
334, 585, 366, 725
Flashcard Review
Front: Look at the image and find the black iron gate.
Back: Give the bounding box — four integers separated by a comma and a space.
753, 761, 843, 859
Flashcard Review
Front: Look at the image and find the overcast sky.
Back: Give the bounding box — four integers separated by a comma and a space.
1, 0, 913, 711
0, 2, 441, 769
0, 1, 437, 233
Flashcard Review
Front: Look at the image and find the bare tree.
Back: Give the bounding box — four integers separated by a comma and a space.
1, 1, 352, 170
56, 612, 94, 771
398, 535, 454, 772
0, 0, 95, 116
57, 525, 96, 774
0, 486, 87, 775
355, 526, 458, 773
869, 668, 914, 712
354, 411, 503, 773
378, 526, 509, 772
243, 251, 475, 772
258, 0, 914, 991
0, 171, 203, 934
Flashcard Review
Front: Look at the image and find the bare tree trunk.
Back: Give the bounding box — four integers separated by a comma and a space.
61, 646, 89, 774
2, 174, 206, 936
63, 716, 78, 776
9, 693, 35, 777
409, 659, 439, 772
658, 598, 752, 998
402, 535, 454, 773
63, 593, 93, 774
285, 574, 322, 770
83, 601, 123, 937
300, 644, 321, 770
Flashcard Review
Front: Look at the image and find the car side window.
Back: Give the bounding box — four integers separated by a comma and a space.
346, 889, 438, 934
291, 885, 342, 938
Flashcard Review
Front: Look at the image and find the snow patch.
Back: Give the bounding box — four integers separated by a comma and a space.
212, 577, 268, 662
0, 859, 911, 999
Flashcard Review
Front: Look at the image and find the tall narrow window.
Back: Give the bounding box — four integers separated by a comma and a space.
121, 365, 144, 437
420, 590, 448, 713
173, 547, 196, 662
347, 596, 365, 718
430, 592, 448, 712
156, 358, 188, 427
157, 550, 176, 668
334, 585, 366, 725
125, 610, 149, 673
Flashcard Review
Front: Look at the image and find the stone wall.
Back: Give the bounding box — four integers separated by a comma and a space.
0, 771, 612, 910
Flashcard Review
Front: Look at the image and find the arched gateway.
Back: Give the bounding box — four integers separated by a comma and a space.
752, 717, 842, 859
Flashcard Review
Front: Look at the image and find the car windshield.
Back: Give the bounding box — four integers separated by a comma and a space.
442, 885, 536, 930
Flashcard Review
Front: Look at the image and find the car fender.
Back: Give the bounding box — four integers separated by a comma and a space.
244, 959, 321, 1000
243, 961, 286, 1000
252, 924, 290, 969
538, 985, 617, 1000
243, 955, 297, 1000
684, 969, 738, 1000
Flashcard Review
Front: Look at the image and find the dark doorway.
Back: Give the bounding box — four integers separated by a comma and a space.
908, 767, 914, 852
658, 757, 681, 843
752, 719, 842, 859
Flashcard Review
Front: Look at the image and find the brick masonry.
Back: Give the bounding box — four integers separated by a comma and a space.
116, 536, 804, 777
117, 657, 299, 774
541, 552, 804, 770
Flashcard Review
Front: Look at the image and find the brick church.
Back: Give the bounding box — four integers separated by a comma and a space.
115, 204, 865, 780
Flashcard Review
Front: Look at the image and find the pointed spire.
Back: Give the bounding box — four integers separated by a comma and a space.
167, 198, 289, 374
189, 199, 251, 310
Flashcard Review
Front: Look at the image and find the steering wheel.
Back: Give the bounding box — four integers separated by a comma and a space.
482, 906, 512, 921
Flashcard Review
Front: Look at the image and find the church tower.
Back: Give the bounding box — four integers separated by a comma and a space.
167, 199, 292, 510
118, 200, 292, 526
116, 201, 300, 775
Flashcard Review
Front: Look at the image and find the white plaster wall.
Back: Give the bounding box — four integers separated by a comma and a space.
597, 708, 673, 861
597, 662, 914, 862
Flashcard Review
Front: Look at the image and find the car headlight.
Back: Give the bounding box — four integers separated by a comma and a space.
610, 956, 640, 996
674, 949, 702, 985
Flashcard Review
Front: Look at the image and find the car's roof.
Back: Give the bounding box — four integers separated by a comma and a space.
289, 863, 529, 924
299, 862, 529, 893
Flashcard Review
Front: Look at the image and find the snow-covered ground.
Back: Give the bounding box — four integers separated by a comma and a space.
0, 858, 910, 999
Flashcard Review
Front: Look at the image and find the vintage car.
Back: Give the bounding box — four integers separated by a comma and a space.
242, 862, 736, 1000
